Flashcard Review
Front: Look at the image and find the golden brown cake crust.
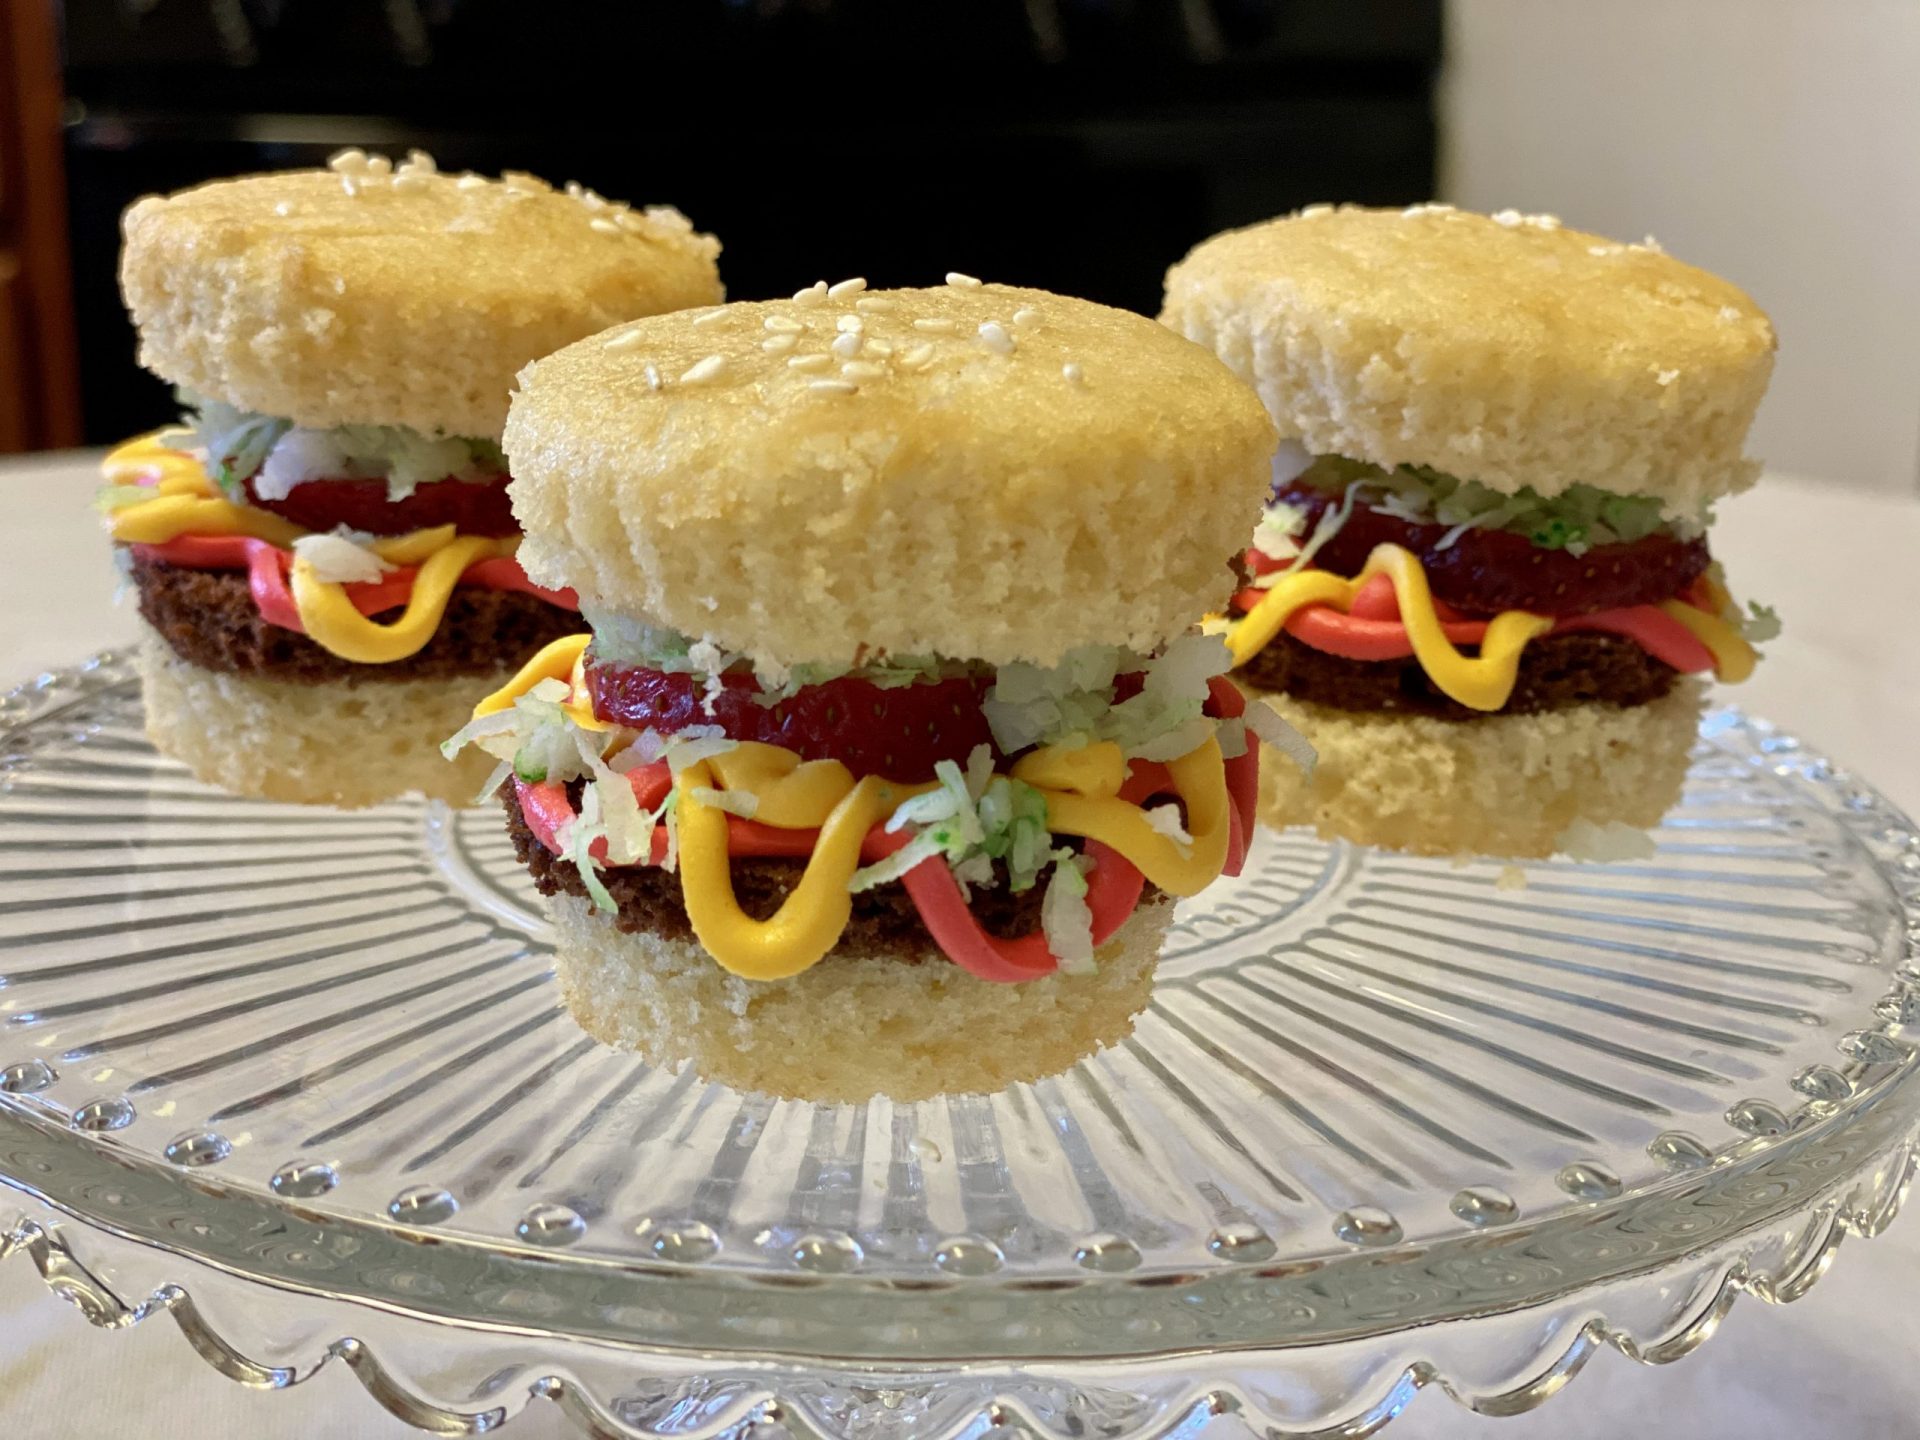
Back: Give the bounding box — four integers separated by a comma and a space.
120, 164, 723, 438
504, 283, 1276, 668
1248, 680, 1706, 858
1162, 205, 1774, 516
136, 627, 506, 809
545, 892, 1173, 1102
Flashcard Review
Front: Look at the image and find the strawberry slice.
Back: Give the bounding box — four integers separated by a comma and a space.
585, 662, 998, 781
1275, 482, 1709, 615
243, 472, 519, 537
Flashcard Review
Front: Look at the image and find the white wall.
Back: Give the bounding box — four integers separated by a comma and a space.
1442, 0, 1920, 493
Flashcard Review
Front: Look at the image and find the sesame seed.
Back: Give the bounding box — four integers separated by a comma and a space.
365, 154, 393, 177
402, 149, 437, 174
328, 148, 369, 174
503, 171, 551, 194
854, 295, 898, 313
691, 308, 728, 326
1299, 203, 1333, 218
456, 174, 488, 191
1656, 368, 1680, 385
1492, 209, 1522, 227
1718, 305, 1743, 322
809, 379, 859, 395
862, 338, 893, 358
1641, 234, 1665, 253
1011, 307, 1040, 330
945, 271, 983, 289
977, 321, 1015, 354
841, 361, 886, 381
788, 354, 832, 371
1526, 213, 1562, 231
590, 217, 622, 236
764, 315, 804, 333
680, 355, 726, 385
827, 277, 868, 299
1588, 244, 1618, 257
645, 205, 694, 234
273, 200, 293, 217
792, 281, 829, 307
644, 364, 662, 390
830, 332, 862, 360
835, 314, 865, 334
902, 343, 936, 368
761, 333, 799, 354
1062, 362, 1085, 385
602, 330, 646, 352
912, 318, 958, 333
393, 171, 434, 193
615, 209, 648, 234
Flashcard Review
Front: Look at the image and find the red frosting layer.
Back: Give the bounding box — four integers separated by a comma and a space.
1234, 569, 1717, 674
131, 535, 577, 636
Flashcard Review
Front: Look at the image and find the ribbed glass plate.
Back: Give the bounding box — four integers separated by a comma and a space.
2, 651, 1918, 1438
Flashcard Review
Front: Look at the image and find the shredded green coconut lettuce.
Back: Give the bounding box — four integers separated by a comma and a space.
582, 602, 968, 701
1042, 853, 1097, 974
1287, 455, 1702, 557
176, 392, 504, 502
851, 745, 1059, 895
1701, 562, 1782, 645
437, 683, 714, 887
981, 633, 1234, 761
1741, 601, 1783, 644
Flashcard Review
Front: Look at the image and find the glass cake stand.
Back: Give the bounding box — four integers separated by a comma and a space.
1, 651, 1916, 1439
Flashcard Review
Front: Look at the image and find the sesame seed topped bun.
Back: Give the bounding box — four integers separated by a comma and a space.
504, 281, 1277, 670
119, 152, 724, 440
1161, 204, 1776, 518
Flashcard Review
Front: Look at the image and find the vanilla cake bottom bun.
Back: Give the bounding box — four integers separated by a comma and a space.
135, 623, 509, 809
447, 278, 1310, 1102
102, 152, 722, 806
1161, 204, 1781, 859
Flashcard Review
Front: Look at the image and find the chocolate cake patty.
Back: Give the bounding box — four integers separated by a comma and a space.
130, 551, 580, 681
503, 784, 1095, 960
1241, 629, 1678, 720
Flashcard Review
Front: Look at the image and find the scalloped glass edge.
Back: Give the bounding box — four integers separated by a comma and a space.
3, 1130, 1914, 1440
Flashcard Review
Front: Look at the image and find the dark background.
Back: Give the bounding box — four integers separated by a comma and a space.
58, 0, 1441, 443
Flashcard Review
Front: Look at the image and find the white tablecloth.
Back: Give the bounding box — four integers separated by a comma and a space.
0, 451, 1915, 1439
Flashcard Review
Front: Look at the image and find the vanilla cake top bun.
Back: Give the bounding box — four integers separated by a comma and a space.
504, 281, 1277, 670
1161, 204, 1776, 518
119, 152, 724, 440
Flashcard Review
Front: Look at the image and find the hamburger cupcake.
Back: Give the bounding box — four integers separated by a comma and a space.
1162, 204, 1778, 858
447, 278, 1294, 1101
103, 150, 722, 807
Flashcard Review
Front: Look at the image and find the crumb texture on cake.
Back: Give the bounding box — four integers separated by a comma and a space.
120, 165, 723, 438
1250, 679, 1705, 859
505, 284, 1275, 669
545, 892, 1173, 1102
137, 627, 505, 808
1162, 205, 1775, 516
